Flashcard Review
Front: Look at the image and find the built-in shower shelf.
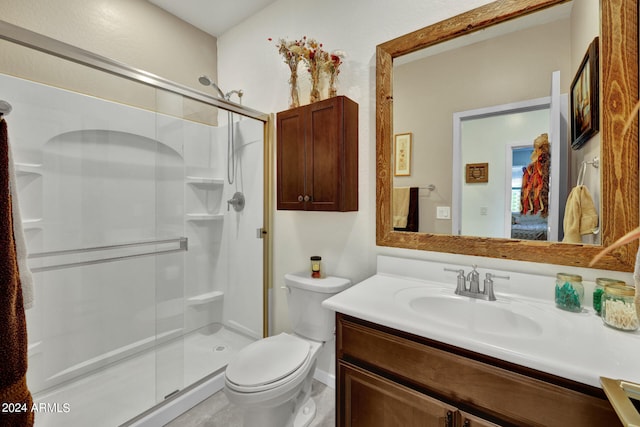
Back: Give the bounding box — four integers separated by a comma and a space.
15, 162, 43, 176
186, 213, 224, 221
186, 176, 224, 186
28, 340, 43, 358
22, 218, 43, 229
187, 291, 224, 305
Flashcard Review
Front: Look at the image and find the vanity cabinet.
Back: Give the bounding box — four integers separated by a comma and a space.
339, 362, 498, 427
336, 314, 618, 427
276, 96, 358, 211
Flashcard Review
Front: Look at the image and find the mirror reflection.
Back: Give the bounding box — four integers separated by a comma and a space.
392, 0, 600, 244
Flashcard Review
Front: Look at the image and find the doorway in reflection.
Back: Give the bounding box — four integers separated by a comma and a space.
453, 85, 570, 242
510, 146, 549, 241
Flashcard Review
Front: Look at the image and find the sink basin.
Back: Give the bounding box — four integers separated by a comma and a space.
395, 287, 562, 339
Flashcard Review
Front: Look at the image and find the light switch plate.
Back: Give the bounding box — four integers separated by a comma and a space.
436, 206, 450, 219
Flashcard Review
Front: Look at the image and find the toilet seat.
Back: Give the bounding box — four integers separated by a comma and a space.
226, 333, 311, 393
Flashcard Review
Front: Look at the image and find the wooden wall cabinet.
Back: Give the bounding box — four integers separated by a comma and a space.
276, 96, 358, 211
336, 314, 618, 427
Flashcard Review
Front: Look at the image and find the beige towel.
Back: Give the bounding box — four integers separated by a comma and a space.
562, 185, 598, 243
393, 187, 410, 228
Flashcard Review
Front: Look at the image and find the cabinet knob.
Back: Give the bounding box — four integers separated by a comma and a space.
304, 195, 311, 202
298, 195, 304, 202
463, 420, 470, 427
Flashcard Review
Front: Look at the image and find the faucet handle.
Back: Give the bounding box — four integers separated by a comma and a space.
467, 264, 479, 277
483, 272, 510, 301
444, 268, 467, 294
485, 272, 510, 280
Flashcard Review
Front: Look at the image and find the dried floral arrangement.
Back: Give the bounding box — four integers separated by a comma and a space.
269, 36, 345, 108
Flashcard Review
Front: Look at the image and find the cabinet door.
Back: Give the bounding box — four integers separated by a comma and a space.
306, 100, 341, 211
277, 107, 306, 210
338, 362, 457, 427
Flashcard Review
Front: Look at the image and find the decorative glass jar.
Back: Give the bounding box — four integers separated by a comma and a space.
555, 273, 584, 312
593, 278, 625, 315
601, 283, 639, 331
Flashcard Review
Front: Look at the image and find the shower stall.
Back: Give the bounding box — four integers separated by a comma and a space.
0, 22, 269, 427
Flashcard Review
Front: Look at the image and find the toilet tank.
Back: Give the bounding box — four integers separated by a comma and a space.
284, 272, 351, 341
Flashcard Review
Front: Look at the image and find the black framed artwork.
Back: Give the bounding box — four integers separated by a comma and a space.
570, 37, 599, 150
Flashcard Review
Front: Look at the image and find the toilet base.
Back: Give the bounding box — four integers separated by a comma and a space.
240, 396, 316, 427
293, 397, 316, 427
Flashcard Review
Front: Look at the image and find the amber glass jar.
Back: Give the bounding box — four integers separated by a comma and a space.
601, 284, 638, 331
310, 256, 322, 278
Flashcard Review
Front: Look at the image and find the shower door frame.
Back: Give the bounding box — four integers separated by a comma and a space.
0, 18, 273, 338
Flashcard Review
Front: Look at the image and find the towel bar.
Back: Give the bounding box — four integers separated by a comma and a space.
28, 237, 188, 273
576, 156, 600, 186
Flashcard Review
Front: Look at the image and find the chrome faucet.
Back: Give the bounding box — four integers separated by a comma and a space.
444, 266, 510, 301
467, 265, 480, 294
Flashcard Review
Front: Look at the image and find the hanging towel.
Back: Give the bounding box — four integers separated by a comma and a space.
562, 185, 598, 243
0, 117, 34, 427
392, 187, 410, 228
394, 187, 419, 232
6, 129, 33, 309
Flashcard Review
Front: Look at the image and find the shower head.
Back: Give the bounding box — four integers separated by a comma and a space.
198, 75, 226, 99
198, 75, 212, 86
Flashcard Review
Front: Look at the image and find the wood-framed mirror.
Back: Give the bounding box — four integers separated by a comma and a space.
376, 0, 638, 271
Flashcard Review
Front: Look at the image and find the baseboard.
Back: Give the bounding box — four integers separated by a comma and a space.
313, 368, 335, 390
122, 371, 225, 427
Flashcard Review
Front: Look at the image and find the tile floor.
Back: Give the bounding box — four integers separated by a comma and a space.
165, 380, 335, 427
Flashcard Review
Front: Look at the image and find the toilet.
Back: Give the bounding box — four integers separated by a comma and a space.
224, 271, 351, 427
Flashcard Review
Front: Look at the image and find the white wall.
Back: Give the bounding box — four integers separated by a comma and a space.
218, 0, 633, 345
0, 0, 218, 93
217, 0, 497, 338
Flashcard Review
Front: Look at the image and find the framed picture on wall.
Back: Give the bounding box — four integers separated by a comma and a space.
570, 37, 599, 150
465, 162, 489, 183
394, 133, 412, 176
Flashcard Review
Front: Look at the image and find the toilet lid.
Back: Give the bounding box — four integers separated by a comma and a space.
226, 333, 310, 388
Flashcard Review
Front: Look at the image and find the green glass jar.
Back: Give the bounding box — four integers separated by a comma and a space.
593, 278, 625, 316
555, 273, 584, 312
601, 284, 639, 331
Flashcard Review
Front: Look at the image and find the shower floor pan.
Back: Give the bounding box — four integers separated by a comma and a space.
30, 325, 254, 427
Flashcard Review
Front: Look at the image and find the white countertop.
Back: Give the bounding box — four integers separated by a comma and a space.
323, 257, 640, 389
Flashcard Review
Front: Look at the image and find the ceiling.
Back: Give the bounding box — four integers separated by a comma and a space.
148, 0, 278, 37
